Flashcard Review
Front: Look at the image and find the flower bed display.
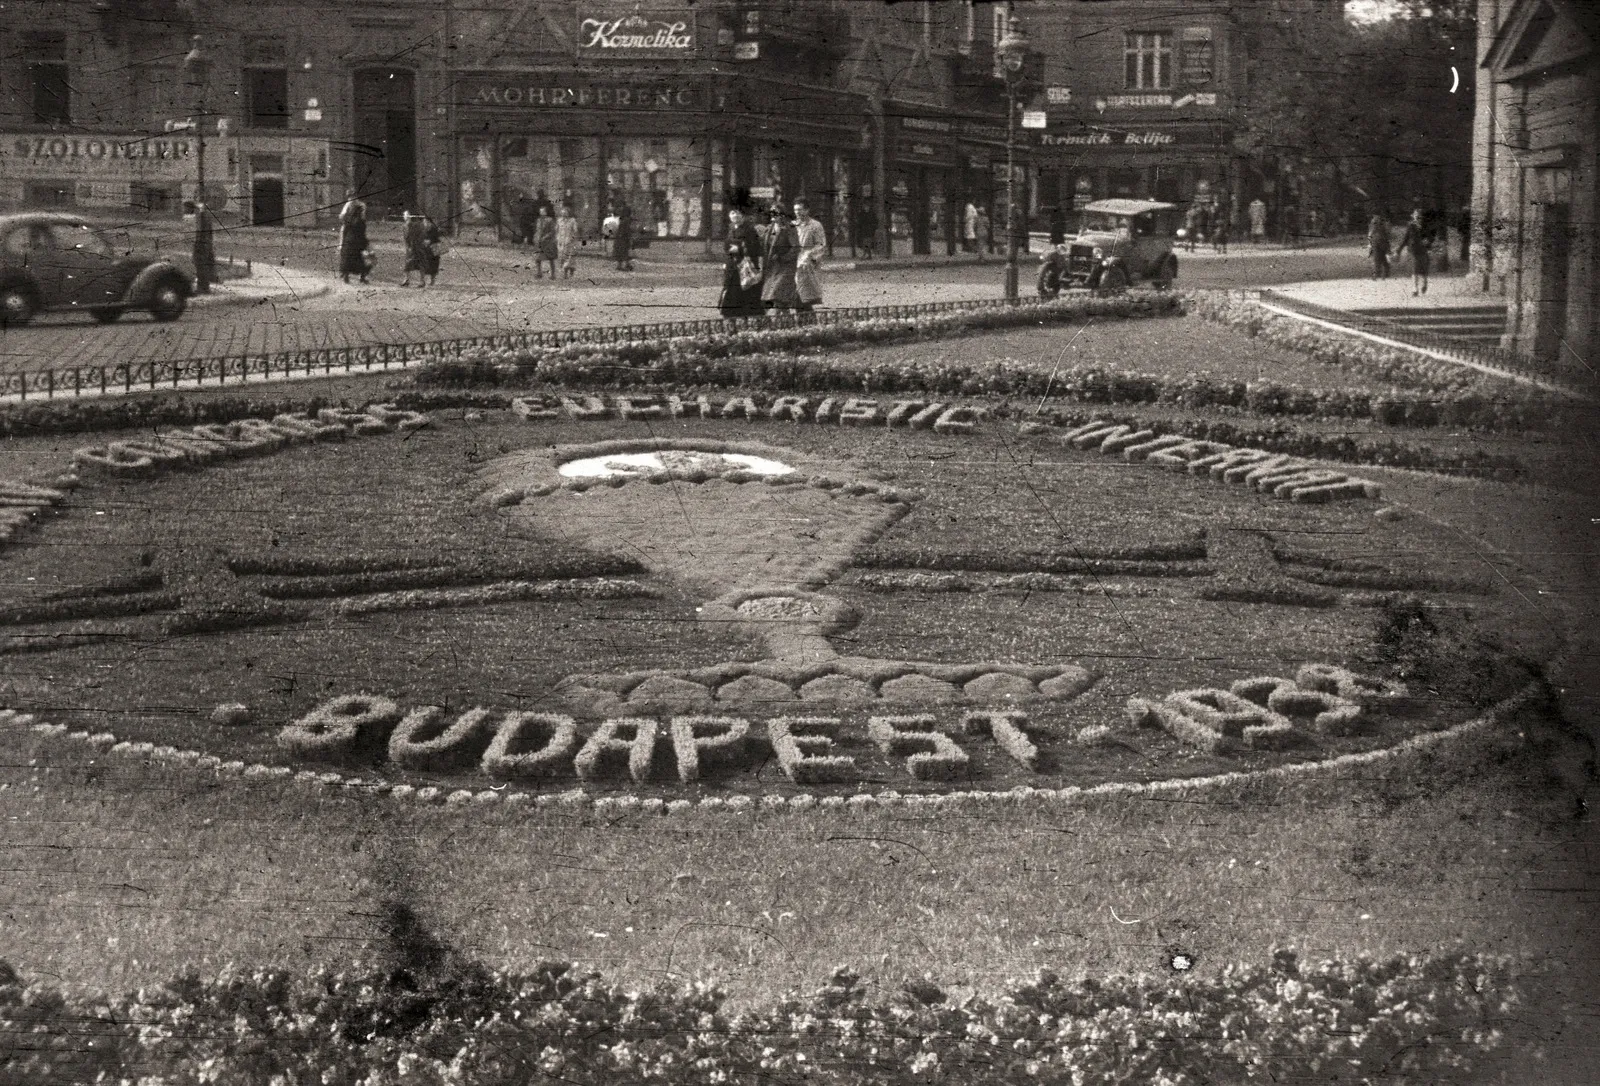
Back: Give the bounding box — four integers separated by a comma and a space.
71, 403, 428, 478
0, 478, 71, 547
0, 944, 1523, 1086
1127, 665, 1403, 754
1059, 418, 1383, 502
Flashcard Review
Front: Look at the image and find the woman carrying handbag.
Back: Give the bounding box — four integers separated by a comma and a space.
718, 207, 765, 319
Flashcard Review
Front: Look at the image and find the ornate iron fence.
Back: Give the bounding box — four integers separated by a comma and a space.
0, 297, 1042, 404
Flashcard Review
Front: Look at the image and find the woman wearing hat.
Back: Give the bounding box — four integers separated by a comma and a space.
760, 205, 801, 313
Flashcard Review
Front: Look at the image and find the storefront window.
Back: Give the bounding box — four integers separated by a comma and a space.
606, 137, 708, 238
502, 136, 602, 235
890, 175, 912, 240
458, 138, 495, 226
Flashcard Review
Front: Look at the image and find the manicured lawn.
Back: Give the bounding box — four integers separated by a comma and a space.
0, 352, 1593, 1081
786, 315, 1393, 391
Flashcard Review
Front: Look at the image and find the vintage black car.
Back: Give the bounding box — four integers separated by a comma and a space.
1040, 199, 1181, 296
0, 213, 193, 326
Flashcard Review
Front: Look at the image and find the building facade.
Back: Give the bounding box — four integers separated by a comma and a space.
1473, 0, 1597, 372
0, 0, 1020, 256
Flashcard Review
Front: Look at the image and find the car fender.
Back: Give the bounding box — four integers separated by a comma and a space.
0, 269, 43, 301
124, 262, 191, 306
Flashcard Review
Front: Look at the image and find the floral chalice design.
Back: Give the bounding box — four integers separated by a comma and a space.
477, 438, 1093, 713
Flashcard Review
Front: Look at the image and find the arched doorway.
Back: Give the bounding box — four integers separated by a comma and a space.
351, 67, 417, 218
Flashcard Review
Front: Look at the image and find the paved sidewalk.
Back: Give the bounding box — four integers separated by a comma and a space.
191, 265, 331, 310
1269, 273, 1500, 312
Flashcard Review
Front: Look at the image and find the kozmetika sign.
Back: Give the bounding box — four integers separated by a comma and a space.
577, 10, 695, 55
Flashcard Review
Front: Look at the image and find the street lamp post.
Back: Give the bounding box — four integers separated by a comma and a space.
997, 15, 1029, 303
182, 35, 212, 294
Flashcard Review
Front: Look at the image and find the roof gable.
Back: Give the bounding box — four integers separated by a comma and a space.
1482, 0, 1596, 82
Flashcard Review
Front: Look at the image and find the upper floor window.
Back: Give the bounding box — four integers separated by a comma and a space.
24, 32, 70, 125
991, 5, 1007, 48
245, 67, 290, 128
1124, 32, 1172, 90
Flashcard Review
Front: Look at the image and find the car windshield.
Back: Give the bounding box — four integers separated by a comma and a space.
1080, 213, 1128, 234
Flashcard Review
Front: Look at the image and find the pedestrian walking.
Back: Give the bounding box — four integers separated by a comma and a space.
760, 205, 801, 313
531, 205, 558, 279
338, 195, 370, 284
1397, 207, 1433, 295
612, 201, 634, 271
421, 214, 443, 286
963, 201, 978, 253
1456, 203, 1471, 264
856, 203, 877, 260
555, 204, 581, 279
1183, 204, 1203, 252
1248, 197, 1267, 244
793, 198, 826, 314
1367, 213, 1392, 279
400, 210, 427, 287
976, 205, 991, 262
1211, 213, 1230, 254
718, 206, 765, 319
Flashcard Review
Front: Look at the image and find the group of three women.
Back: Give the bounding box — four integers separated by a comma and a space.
719, 200, 826, 320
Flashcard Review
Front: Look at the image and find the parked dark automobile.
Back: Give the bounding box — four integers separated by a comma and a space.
0, 212, 193, 326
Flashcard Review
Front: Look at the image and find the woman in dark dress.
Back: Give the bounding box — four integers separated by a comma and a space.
760, 206, 801, 312
718, 207, 765, 319
338, 197, 369, 284
421, 215, 443, 286
612, 201, 634, 271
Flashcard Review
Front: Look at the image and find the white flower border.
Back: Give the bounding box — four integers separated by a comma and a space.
0, 671, 1545, 816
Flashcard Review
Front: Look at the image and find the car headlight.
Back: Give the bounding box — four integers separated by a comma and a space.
1092, 247, 1103, 259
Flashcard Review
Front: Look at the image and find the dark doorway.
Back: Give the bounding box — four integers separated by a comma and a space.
251, 177, 285, 226
352, 67, 417, 218
1533, 200, 1570, 363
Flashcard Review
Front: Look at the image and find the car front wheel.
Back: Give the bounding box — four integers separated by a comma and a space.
1153, 256, 1178, 290
149, 280, 188, 323
1, 284, 37, 327
1098, 266, 1129, 295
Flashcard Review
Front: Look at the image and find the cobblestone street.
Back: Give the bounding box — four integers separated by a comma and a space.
0, 242, 1373, 377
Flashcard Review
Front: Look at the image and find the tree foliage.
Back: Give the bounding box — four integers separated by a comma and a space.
1235, 0, 1476, 214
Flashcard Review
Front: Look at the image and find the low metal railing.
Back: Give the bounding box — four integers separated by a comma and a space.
1255, 289, 1589, 397
0, 296, 1041, 404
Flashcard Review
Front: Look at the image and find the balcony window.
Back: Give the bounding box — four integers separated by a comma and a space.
246, 67, 290, 129
1124, 32, 1172, 90
25, 32, 70, 125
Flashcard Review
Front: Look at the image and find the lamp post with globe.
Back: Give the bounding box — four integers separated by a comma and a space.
181, 35, 213, 294
997, 15, 1030, 303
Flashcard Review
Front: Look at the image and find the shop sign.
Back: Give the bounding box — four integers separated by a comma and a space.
733, 41, 759, 60
1100, 94, 1172, 110
457, 75, 705, 110
901, 117, 954, 134
1039, 125, 1223, 150
576, 10, 695, 56
1181, 27, 1214, 84
1020, 110, 1047, 129
1046, 86, 1072, 105
1, 134, 194, 178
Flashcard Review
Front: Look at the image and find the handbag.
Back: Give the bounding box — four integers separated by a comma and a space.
738, 256, 762, 290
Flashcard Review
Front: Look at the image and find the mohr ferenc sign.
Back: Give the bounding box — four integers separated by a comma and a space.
457, 76, 705, 110
577, 10, 695, 55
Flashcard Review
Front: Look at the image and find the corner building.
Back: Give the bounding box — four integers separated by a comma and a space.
0, 0, 1018, 255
